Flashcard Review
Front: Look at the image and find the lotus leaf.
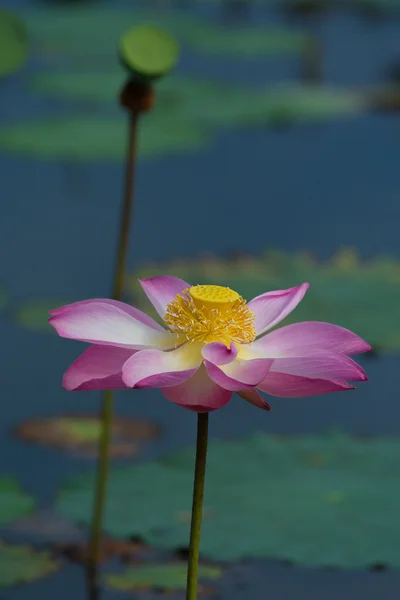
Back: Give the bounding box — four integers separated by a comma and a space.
0, 541, 58, 588
0, 10, 29, 78
0, 477, 35, 527
56, 432, 400, 568
0, 115, 208, 161
106, 563, 222, 592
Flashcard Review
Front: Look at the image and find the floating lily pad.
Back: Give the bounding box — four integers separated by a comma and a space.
0, 10, 29, 78
25, 7, 306, 62
56, 432, 400, 568
26, 8, 197, 59
0, 541, 58, 588
105, 563, 222, 593
119, 25, 179, 80
0, 115, 208, 161
12, 74, 365, 162
127, 249, 400, 352
15, 414, 161, 458
32, 70, 365, 124
0, 477, 35, 526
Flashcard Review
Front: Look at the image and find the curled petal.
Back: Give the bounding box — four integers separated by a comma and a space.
258, 372, 355, 398
63, 345, 134, 391
122, 343, 203, 388
162, 366, 232, 412
49, 298, 164, 331
252, 321, 371, 357
271, 351, 367, 381
49, 301, 176, 349
237, 388, 271, 411
248, 283, 309, 335
202, 342, 238, 366
139, 276, 191, 319
204, 356, 273, 391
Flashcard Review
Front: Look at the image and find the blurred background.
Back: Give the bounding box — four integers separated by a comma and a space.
0, 0, 400, 598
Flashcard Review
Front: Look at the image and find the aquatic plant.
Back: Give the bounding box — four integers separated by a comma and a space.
49, 277, 369, 405
50, 276, 369, 598
0, 542, 58, 588
0, 10, 29, 78
57, 431, 400, 569
128, 250, 400, 352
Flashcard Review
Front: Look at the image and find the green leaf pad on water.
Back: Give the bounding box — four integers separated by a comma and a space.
0, 541, 58, 588
0, 477, 35, 526
105, 563, 222, 592
120, 25, 179, 80
0, 115, 208, 162
15, 414, 161, 458
0, 10, 29, 78
56, 432, 400, 569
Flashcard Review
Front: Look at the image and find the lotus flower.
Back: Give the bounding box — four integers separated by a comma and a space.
49, 276, 370, 412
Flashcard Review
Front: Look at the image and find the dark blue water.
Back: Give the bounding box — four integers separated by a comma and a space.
1, 0, 400, 598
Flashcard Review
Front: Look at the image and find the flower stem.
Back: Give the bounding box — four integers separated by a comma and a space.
88, 112, 138, 570
186, 412, 209, 600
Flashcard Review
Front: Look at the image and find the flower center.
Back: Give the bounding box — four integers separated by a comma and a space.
164, 284, 256, 346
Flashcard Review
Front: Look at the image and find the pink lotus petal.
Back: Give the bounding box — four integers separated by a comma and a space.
162, 366, 232, 412
49, 301, 176, 350
122, 343, 202, 388
139, 276, 191, 319
49, 298, 164, 331
202, 342, 238, 366
204, 356, 273, 391
237, 388, 271, 411
63, 345, 134, 391
252, 321, 371, 357
248, 283, 309, 335
270, 351, 367, 381
258, 372, 355, 397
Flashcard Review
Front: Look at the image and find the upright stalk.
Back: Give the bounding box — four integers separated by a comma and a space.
88, 112, 139, 569
186, 413, 209, 600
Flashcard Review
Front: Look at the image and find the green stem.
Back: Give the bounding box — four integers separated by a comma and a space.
88, 112, 139, 570
186, 413, 209, 600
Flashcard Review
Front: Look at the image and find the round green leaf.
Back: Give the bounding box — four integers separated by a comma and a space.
0, 477, 35, 526
0, 115, 207, 162
0, 10, 29, 78
106, 563, 222, 592
0, 541, 58, 588
56, 432, 400, 568
119, 25, 179, 80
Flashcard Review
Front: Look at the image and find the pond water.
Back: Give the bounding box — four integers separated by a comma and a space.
1, 0, 400, 598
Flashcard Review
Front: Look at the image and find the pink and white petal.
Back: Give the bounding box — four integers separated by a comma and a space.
63, 345, 135, 391
237, 388, 271, 411
49, 302, 177, 349
162, 366, 232, 412
247, 283, 309, 335
271, 351, 367, 381
204, 357, 273, 391
122, 342, 203, 389
139, 276, 191, 319
252, 321, 371, 357
258, 372, 355, 398
49, 298, 164, 331
202, 342, 238, 366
